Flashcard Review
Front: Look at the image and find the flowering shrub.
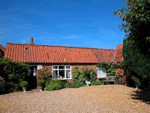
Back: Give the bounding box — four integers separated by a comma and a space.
122, 75, 126, 85
39, 70, 52, 80
115, 69, 124, 77
39, 70, 53, 87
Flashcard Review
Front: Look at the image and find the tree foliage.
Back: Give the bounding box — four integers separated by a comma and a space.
123, 39, 150, 87
114, 0, 150, 56
114, 0, 150, 88
0, 58, 29, 92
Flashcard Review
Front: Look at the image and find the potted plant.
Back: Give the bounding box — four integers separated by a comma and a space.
20, 81, 28, 92
38, 80, 45, 92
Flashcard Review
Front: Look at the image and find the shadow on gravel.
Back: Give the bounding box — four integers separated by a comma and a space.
130, 88, 150, 104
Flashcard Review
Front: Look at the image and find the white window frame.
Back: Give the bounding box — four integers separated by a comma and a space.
96, 67, 106, 78
52, 65, 72, 80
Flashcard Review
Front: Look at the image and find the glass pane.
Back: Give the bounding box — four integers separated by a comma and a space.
53, 70, 58, 79
59, 70, 65, 78
66, 70, 71, 78
102, 68, 106, 77
97, 69, 101, 78
66, 66, 70, 69
53, 66, 58, 69
33, 67, 37, 76
59, 66, 64, 69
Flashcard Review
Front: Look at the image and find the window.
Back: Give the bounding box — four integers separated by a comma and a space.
97, 67, 106, 78
52, 65, 71, 79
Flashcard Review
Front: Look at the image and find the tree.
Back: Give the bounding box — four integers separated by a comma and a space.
123, 38, 150, 87
114, 0, 150, 57
114, 0, 150, 87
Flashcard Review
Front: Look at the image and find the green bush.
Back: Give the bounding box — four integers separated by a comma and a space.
92, 81, 104, 85
89, 68, 97, 85
44, 83, 62, 91
69, 81, 84, 88
44, 80, 64, 91
64, 82, 70, 88
107, 68, 118, 76
61, 80, 70, 88
38, 80, 45, 86
78, 68, 87, 83
0, 58, 29, 92
73, 66, 80, 81
20, 81, 28, 87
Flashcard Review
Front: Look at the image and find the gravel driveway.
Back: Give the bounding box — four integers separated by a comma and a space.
0, 85, 149, 113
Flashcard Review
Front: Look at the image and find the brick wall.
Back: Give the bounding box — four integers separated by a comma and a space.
36, 64, 97, 88
37, 65, 52, 89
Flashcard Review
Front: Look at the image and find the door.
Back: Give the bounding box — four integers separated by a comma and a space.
27, 66, 37, 89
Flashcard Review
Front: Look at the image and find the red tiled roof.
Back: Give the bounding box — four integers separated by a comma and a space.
0, 44, 5, 52
91, 49, 115, 63
4, 43, 98, 63
116, 44, 123, 49
114, 44, 123, 62
4, 42, 123, 63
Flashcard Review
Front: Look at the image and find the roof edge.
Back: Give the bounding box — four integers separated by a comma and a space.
0, 44, 5, 52
6, 42, 115, 50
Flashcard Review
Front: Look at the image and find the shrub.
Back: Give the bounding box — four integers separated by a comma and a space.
64, 82, 70, 88
20, 81, 28, 87
39, 69, 52, 87
69, 81, 84, 88
131, 75, 141, 86
44, 80, 64, 91
73, 66, 80, 81
107, 68, 117, 76
0, 58, 29, 92
115, 69, 124, 77
38, 80, 45, 86
78, 68, 87, 84
89, 68, 97, 85
61, 80, 70, 88
96, 61, 109, 70
92, 81, 104, 85
44, 83, 63, 91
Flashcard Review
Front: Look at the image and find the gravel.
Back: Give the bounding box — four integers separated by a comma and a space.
0, 85, 149, 113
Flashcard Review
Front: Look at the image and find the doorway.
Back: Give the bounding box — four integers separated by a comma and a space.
27, 66, 37, 89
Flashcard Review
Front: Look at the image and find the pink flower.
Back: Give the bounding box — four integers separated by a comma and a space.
116, 69, 124, 77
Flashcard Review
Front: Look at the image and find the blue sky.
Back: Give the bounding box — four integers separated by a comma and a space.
0, 0, 127, 49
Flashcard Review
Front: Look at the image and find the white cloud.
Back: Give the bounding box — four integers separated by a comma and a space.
61, 36, 81, 39
21, 40, 26, 43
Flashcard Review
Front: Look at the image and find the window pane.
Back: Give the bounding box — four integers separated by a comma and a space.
59, 66, 64, 69
53, 70, 58, 79
53, 66, 58, 69
66, 66, 70, 69
101, 68, 106, 77
97, 68, 101, 78
66, 70, 71, 78
59, 70, 65, 78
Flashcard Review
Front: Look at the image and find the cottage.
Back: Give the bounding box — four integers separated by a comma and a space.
3, 38, 123, 89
